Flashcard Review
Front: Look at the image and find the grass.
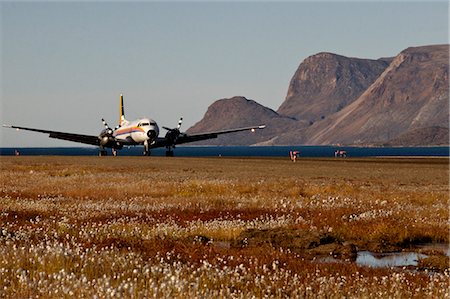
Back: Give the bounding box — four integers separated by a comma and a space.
0, 156, 449, 298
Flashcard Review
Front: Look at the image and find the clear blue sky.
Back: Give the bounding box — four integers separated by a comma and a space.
1, 1, 448, 147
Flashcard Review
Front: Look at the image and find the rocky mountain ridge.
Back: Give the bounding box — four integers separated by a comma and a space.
277, 52, 390, 123
186, 96, 300, 146
187, 44, 449, 146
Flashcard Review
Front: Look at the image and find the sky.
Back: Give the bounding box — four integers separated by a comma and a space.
1, 1, 448, 147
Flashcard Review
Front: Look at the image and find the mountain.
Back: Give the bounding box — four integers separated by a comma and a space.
186, 96, 300, 146
277, 53, 391, 123
306, 45, 449, 145
187, 45, 449, 146
381, 127, 449, 146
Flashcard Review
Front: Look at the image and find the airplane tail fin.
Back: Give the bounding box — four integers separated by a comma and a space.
119, 94, 127, 126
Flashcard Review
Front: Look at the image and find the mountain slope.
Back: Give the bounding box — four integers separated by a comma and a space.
306, 44, 449, 145
186, 96, 300, 145
277, 53, 390, 122
187, 45, 449, 146
382, 126, 449, 146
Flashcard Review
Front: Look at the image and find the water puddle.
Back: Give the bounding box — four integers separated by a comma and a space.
356, 251, 428, 268
214, 237, 448, 270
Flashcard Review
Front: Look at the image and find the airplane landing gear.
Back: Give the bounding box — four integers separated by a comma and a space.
143, 141, 151, 156
165, 146, 174, 157
99, 150, 107, 156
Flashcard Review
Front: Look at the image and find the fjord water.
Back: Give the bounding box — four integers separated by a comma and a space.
0, 146, 448, 157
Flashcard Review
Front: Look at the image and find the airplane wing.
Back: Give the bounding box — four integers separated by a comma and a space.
2, 125, 100, 146
150, 125, 266, 148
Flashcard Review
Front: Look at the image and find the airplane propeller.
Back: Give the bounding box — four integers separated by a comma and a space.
163, 117, 185, 145
163, 117, 183, 132
99, 118, 116, 147
101, 118, 113, 135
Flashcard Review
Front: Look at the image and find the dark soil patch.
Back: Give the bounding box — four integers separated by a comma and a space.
233, 228, 357, 260
418, 255, 450, 272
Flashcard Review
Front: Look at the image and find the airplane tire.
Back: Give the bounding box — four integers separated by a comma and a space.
99, 150, 107, 156
166, 150, 174, 157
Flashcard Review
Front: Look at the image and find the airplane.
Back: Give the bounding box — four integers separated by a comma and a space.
3, 94, 266, 156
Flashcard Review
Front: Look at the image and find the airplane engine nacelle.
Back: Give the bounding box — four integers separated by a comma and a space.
164, 129, 179, 143
100, 136, 110, 146
99, 129, 115, 146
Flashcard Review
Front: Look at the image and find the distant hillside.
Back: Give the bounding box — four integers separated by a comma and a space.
277, 53, 390, 123
186, 96, 300, 146
306, 45, 449, 145
381, 127, 449, 146
187, 45, 449, 146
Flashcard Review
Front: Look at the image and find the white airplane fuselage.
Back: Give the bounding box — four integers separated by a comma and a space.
113, 118, 160, 145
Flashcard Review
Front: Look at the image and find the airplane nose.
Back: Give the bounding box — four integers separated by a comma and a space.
147, 130, 157, 139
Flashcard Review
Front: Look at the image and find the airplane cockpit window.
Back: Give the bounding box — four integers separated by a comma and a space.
150, 122, 157, 126
141, 122, 150, 126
